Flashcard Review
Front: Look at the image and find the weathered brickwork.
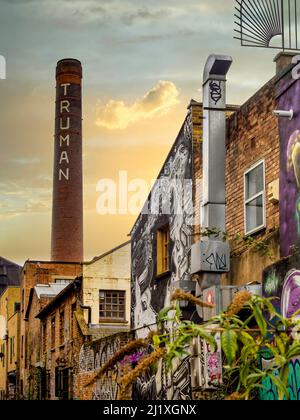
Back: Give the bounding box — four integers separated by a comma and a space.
74, 332, 132, 400
224, 79, 280, 284
36, 281, 84, 400
226, 79, 280, 241
19, 261, 82, 398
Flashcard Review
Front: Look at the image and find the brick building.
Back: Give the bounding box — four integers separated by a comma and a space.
19, 261, 82, 398
35, 279, 84, 400
0, 257, 21, 296
0, 287, 21, 400
15, 242, 131, 400
127, 52, 300, 400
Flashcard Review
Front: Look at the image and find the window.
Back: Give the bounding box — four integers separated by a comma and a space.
41, 369, 51, 400
70, 303, 77, 339
157, 225, 170, 276
55, 368, 70, 400
51, 315, 56, 350
42, 322, 47, 354
244, 161, 265, 235
59, 310, 65, 345
55, 279, 72, 285
10, 337, 14, 364
99, 290, 126, 322
1, 343, 5, 367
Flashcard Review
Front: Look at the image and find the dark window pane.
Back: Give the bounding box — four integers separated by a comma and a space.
245, 164, 264, 200
246, 195, 263, 233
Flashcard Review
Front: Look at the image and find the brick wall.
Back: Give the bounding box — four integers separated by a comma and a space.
19, 261, 82, 398
226, 78, 280, 242
74, 332, 132, 400
37, 288, 84, 400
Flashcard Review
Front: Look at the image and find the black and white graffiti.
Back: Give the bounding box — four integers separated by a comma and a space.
79, 334, 125, 400
131, 111, 194, 339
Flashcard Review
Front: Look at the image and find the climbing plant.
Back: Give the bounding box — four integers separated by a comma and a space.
200, 227, 275, 259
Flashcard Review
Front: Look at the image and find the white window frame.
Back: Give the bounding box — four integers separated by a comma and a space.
244, 159, 266, 236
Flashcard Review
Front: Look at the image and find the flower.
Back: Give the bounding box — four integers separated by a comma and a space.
226, 291, 252, 317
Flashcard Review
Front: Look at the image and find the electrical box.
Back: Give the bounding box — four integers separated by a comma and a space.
268, 179, 279, 204
191, 240, 230, 274
201, 284, 262, 321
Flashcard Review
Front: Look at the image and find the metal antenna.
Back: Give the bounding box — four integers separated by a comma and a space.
234, 0, 300, 51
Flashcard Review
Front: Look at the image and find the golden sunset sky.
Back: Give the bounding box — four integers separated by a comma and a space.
0, 0, 279, 265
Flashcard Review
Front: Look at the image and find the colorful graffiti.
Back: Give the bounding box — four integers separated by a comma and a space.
277, 66, 300, 257
262, 255, 300, 400
259, 351, 300, 401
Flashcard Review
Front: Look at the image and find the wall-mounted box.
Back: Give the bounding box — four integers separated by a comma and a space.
268, 178, 279, 204
191, 240, 230, 274
201, 284, 262, 321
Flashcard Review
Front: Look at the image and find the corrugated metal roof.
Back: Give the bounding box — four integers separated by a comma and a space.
34, 283, 69, 299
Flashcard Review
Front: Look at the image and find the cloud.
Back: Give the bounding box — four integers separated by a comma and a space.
119, 7, 172, 25
10, 157, 41, 165
96, 80, 180, 130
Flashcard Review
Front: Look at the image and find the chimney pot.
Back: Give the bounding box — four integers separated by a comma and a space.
274, 51, 297, 74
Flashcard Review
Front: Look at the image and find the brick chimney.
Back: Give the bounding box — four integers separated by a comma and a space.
274, 51, 297, 74
51, 59, 84, 262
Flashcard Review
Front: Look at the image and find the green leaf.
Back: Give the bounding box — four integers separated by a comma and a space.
280, 364, 290, 387
240, 363, 250, 387
275, 335, 287, 355
175, 303, 181, 320
158, 306, 174, 322
268, 373, 289, 400
241, 343, 259, 362
192, 326, 218, 352
221, 329, 238, 366
152, 335, 161, 349
253, 304, 267, 337
264, 299, 277, 321
287, 344, 300, 360
238, 331, 255, 346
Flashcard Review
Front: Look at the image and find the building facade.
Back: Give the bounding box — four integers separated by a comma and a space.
19, 261, 82, 398
127, 52, 300, 400
0, 287, 21, 399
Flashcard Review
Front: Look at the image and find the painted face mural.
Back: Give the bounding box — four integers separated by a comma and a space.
287, 130, 300, 188
281, 270, 300, 319
296, 198, 300, 237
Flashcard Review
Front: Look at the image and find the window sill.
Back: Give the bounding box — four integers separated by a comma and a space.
98, 320, 129, 325
245, 225, 266, 237
156, 270, 171, 281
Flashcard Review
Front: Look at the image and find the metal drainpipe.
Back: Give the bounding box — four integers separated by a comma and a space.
80, 304, 92, 326
200, 54, 233, 290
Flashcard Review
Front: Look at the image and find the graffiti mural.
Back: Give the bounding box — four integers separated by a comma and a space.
131, 109, 195, 338
276, 65, 300, 257
132, 354, 192, 401
78, 333, 129, 400
259, 352, 300, 401
261, 254, 300, 400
